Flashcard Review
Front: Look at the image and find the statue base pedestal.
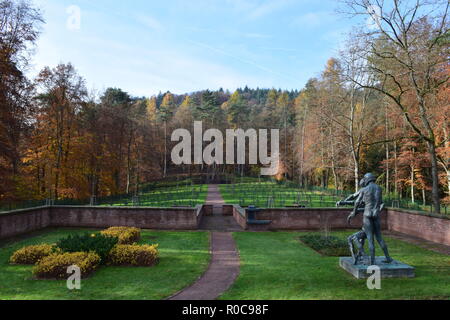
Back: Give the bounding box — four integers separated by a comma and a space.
339, 257, 415, 279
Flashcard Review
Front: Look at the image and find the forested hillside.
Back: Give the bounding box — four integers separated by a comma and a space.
0, 0, 448, 212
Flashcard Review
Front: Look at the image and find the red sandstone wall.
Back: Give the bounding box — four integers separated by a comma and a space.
387, 209, 450, 246
0, 207, 51, 239
1, 206, 449, 248
202, 205, 213, 216
0, 206, 199, 239
49, 206, 199, 230
196, 205, 204, 226
233, 206, 247, 230
257, 208, 388, 231
223, 205, 234, 216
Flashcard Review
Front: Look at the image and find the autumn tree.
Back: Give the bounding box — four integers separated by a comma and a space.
339, 0, 450, 212
158, 92, 177, 177
33, 63, 87, 199
0, 0, 43, 201
98, 88, 134, 194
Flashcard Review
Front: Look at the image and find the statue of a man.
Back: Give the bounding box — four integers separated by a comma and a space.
338, 173, 392, 266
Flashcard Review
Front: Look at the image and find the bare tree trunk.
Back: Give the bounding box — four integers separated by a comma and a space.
349, 88, 360, 191
394, 141, 398, 196
385, 102, 390, 193
164, 121, 167, 178
427, 142, 441, 213
440, 126, 450, 200
447, 170, 450, 200
299, 117, 306, 187
411, 165, 415, 204
126, 129, 133, 194
330, 127, 339, 190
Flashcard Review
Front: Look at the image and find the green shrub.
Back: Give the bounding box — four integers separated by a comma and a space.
299, 234, 349, 256
10, 244, 58, 265
33, 252, 100, 279
101, 227, 141, 244
108, 244, 159, 266
56, 233, 117, 263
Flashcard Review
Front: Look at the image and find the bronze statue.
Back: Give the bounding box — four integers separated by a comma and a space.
337, 173, 392, 266
337, 179, 367, 265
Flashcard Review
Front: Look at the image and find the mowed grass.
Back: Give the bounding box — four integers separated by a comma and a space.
221, 231, 450, 300
104, 184, 208, 208
219, 182, 344, 208
0, 229, 210, 300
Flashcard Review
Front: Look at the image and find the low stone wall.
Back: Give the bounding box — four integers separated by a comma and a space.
201, 205, 234, 216
195, 205, 205, 226
202, 205, 213, 216
223, 205, 234, 216
1, 205, 449, 247
0, 205, 199, 240
233, 205, 248, 230
50, 206, 199, 230
254, 207, 449, 246
256, 208, 384, 231
0, 207, 51, 239
387, 209, 450, 246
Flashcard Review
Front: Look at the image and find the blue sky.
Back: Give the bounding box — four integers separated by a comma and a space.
31, 0, 360, 96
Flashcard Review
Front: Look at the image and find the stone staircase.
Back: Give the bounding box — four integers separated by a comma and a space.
199, 204, 243, 232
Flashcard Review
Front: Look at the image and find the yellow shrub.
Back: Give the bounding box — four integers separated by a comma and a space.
33, 252, 100, 279
10, 244, 58, 265
101, 227, 141, 244
108, 244, 159, 266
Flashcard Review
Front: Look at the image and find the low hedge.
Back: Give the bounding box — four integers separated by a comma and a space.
108, 244, 159, 267
101, 227, 141, 244
56, 233, 118, 263
299, 234, 349, 256
33, 252, 101, 279
10, 244, 58, 265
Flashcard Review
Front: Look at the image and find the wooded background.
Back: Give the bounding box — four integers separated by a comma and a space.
0, 0, 448, 212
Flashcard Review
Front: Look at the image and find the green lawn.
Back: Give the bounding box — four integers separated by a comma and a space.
0, 229, 210, 300
221, 231, 450, 300
219, 182, 345, 208
102, 184, 208, 208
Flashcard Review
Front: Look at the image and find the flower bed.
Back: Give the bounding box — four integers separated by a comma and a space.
10, 244, 58, 265
9, 227, 159, 280
108, 244, 159, 266
33, 252, 101, 279
101, 227, 141, 244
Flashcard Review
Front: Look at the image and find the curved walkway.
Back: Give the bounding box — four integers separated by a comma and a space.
168, 185, 240, 300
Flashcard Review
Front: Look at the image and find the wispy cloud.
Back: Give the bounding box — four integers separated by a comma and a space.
243, 32, 272, 39
291, 11, 334, 28
187, 39, 301, 83
135, 14, 163, 31
258, 46, 304, 53
247, 0, 294, 20
223, 0, 258, 12
72, 36, 265, 95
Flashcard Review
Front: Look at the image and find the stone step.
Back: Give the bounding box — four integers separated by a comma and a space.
199, 216, 243, 232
